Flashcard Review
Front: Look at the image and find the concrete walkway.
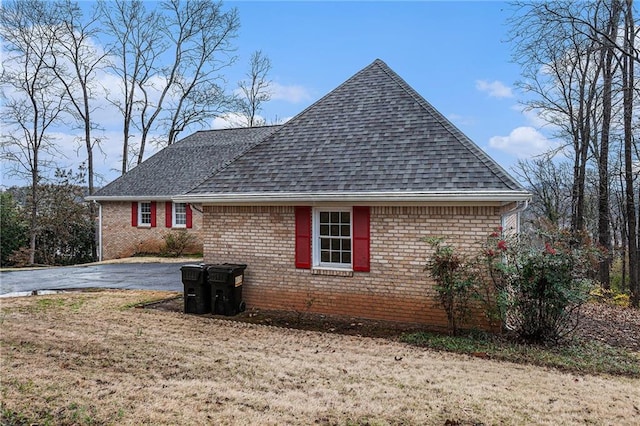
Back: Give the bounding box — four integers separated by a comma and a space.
0, 260, 200, 297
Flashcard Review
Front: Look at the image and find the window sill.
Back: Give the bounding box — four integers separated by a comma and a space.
311, 268, 353, 277
137, 225, 151, 229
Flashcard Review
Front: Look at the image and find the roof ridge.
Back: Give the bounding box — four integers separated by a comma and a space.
192, 124, 281, 135
373, 60, 522, 191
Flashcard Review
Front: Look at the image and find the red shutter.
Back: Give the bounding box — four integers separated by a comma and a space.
352, 206, 370, 272
150, 202, 157, 227
165, 202, 172, 228
131, 202, 138, 227
295, 206, 312, 269
186, 204, 193, 229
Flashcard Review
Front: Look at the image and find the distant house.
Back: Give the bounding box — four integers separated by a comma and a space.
87, 126, 279, 260
91, 59, 530, 328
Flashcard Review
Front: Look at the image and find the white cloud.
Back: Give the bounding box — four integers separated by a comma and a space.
489, 126, 555, 158
476, 80, 514, 99
211, 113, 292, 129
270, 82, 312, 103
211, 113, 246, 129
510, 104, 553, 129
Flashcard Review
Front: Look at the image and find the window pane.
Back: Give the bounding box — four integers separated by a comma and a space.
315, 209, 352, 267
174, 203, 187, 225
140, 202, 151, 224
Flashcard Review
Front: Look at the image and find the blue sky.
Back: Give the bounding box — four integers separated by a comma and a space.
222, 1, 553, 175
2, 1, 555, 188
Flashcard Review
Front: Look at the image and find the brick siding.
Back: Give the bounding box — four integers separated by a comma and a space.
203, 204, 506, 328
100, 201, 203, 260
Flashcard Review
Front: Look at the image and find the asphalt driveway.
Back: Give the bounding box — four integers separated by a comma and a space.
0, 262, 191, 297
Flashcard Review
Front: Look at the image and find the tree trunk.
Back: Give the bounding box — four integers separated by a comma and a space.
622, 0, 638, 307
597, 3, 620, 289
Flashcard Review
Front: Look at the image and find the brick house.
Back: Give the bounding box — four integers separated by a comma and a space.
169, 59, 531, 327
87, 126, 279, 260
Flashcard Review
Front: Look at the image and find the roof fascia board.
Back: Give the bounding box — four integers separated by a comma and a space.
85, 196, 173, 202
173, 191, 532, 205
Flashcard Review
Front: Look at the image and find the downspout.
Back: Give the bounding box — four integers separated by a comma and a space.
501, 200, 529, 233
93, 201, 102, 262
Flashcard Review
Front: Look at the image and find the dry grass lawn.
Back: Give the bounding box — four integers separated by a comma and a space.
1, 290, 639, 425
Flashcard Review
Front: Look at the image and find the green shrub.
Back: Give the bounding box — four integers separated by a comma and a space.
162, 230, 196, 257
483, 229, 600, 344
424, 237, 477, 335
0, 192, 28, 267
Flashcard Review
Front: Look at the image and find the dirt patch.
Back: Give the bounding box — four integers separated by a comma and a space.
145, 296, 428, 339
147, 296, 640, 350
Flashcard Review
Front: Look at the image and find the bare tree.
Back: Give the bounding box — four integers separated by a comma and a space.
236, 50, 272, 127
621, 0, 639, 306
98, 0, 163, 174
160, 0, 240, 146
46, 0, 109, 262
512, 0, 640, 306
99, 0, 239, 172
595, 1, 622, 288
49, 0, 108, 197
0, 0, 68, 264
513, 157, 573, 229
509, 1, 603, 233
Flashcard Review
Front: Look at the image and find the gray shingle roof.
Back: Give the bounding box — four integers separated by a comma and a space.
188, 59, 525, 196
90, 126, 280, 199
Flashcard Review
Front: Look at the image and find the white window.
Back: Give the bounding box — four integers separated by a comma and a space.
138, 202, 151, 226
313, 208, 352, 269
173, 203, 187, 227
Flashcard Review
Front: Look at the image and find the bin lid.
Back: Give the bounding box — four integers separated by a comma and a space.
206, 263, 246, 272
181, 264, 206, 270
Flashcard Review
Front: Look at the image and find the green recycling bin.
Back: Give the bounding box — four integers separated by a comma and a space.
207, 263, 247, 316
181, 264, 210, 314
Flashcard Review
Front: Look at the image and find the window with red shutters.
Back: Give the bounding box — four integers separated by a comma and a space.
295, 206, 371, 272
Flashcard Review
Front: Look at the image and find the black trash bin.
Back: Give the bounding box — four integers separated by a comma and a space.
181, 264, 210, 314
207, 263, 247, 316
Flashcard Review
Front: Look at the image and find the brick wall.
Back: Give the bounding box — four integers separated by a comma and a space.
100, 201, 203, 260
203, 204, 504, 328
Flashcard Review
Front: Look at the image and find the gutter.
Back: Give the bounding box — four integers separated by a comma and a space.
172, 190, 533, 205
85, 195, 175, 202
